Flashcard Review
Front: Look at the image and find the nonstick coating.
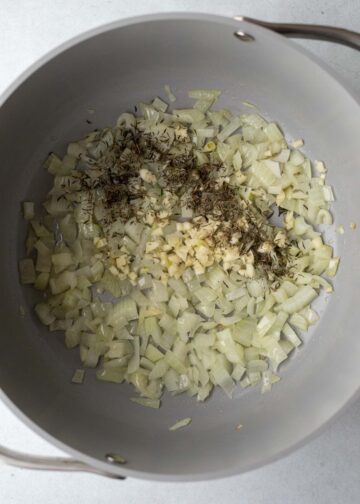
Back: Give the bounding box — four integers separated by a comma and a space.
0, 13, 359, 480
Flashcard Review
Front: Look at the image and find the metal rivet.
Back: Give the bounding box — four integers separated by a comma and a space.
234, 31, 255, 42
105, 453, 126, 465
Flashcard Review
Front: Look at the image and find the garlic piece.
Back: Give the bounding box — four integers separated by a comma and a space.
139, 168, 157, 184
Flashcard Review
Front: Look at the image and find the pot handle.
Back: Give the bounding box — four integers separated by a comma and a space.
234, 16, 360, 51
0, 443, 125, 479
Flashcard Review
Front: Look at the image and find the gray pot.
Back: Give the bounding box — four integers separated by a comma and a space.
0, 13, 359, 481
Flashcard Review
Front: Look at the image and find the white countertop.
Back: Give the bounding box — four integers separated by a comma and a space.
1, 1, 359, 502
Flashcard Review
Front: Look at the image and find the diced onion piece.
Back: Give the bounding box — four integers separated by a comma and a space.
149, 359, 169, 380
289, 313, 308, 331
23, 201, 35, 220
173, 109, 205, 124
188, 89, 221, 99
248, 371, 261, 385
151, 280, 169, 302
51, 252, 73, 274
240, 376, 251, 388
96, 368, 125, 384
277, 286, 317, 314
326, 257, 340, 277
282, 323, 302, 347
49, 271, 77, 294
217, 116, 242, 142
315, 160, 327, 173
264, 342, 287, 370
264, 123, 284, 142
233, 319, 256, 346
35, 302, 55, 325
291, 139, 304, 148
169, 417, 192, 431
19, 258, 36, 284
261, 370, 272, 394
232, 364, 246, 381
217, 328, 243, 364
152, 97, 168, 112
144, 343, 164, 362
210, 360, 235, 398
165, 351, 187, 375
127, 336, 140, 373
194, 286, 217, 304
226, 287, 247, 301
108, 297, 138, 326
256, 312, 277, 338
131, 397, 161, 409
34, 272, 50, 291
44, 153, 66, 175
164, 84, 176, 102
177, 312, 202, 339
193, 99, 215, 113
316, 209, 333, 225
247, 359, 268, 372
72, 369, 85, 384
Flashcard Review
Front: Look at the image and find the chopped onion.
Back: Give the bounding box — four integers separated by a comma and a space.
108, 297, 138, 326
276, 286, 317, 314
188, 89, 221, 99
164, 84, 176, 102
210, 360, 235, 398
173, 109, 205, 124
282, 323, 302, 347
23, 201, 35, 221
326, 257, 340, 277
131, 397, 161, 409
152, 97, 168, 113
217, 116, 242, 142
35, 302, 56, 325
19, 258, 36, 284
71, 369, 85, 384
169, 417, 192, 431
20, 87, 338, 408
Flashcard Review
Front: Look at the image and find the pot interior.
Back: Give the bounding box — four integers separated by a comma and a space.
0, 14, 359, 479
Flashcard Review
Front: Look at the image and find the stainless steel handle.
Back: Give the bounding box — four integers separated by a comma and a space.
0, 443, 124, 479
234, 16, 360, 51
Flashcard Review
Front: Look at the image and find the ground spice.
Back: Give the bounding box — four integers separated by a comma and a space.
78, 122, 291, 280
